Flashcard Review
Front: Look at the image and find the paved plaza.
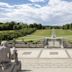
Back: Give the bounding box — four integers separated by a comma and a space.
17, 48, 72, 72
17, 49, 41, 58
40, 49, 68, 58
17, 30, 72, 72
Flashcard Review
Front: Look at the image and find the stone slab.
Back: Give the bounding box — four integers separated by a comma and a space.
17, 48, 41, 58
40, 49, 68, 58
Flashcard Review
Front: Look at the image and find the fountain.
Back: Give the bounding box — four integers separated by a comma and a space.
44, 29, 64, 48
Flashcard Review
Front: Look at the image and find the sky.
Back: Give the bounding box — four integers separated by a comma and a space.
0, 0, 72, 25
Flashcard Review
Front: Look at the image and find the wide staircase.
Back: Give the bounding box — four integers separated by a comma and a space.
18, 58, 72, 72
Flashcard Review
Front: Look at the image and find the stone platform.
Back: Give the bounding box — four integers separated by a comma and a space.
17, 48, 72, 72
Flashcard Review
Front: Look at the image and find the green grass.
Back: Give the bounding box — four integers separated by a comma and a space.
55, 29, 72, 42
16, 29, 72, 42
16, 29, 52, 42
64, 35, 72, 42
55, 29, 72, 36
32, 29, 51, 37
16, 35, 44, 42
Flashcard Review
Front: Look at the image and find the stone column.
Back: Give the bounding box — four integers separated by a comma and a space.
61, 39, 64, 48
44, 38, 48, 48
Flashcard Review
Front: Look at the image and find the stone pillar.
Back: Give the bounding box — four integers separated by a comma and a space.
61, 39, 64, 48
52, 39, 55, 47
44, 38, 48, 48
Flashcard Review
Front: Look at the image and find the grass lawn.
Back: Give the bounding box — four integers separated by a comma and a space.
16, 29, 51, 42
55, 29, 72, 36
16, 29, 72, 42
32, 29, 51, 37
16, 35, 44, 42
55, 29, 72, 42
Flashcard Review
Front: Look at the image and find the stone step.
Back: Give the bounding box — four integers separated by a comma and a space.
19, 70, 32, 72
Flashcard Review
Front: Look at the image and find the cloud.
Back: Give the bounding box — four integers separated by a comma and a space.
48, 0, 61, 6
0, 0, 72, 25
29, 0, 45, 2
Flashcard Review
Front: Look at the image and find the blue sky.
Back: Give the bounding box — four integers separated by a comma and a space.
0, 0, 72, 25
0, 0, 30, 5
0, 0, 48, 5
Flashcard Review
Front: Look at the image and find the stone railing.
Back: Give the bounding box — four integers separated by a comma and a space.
6, 41, 44, 48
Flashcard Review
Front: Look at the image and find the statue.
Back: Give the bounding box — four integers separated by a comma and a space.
0, 41, 21, 72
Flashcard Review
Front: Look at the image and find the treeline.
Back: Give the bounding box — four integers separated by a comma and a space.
62, 23, 72, 30
29, 23, 45, 29
0, 22, 29, 30
0, 21, 72, 30
0, 22, 45, 30
46, 23, 72, 30
0, 21, 45, 41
